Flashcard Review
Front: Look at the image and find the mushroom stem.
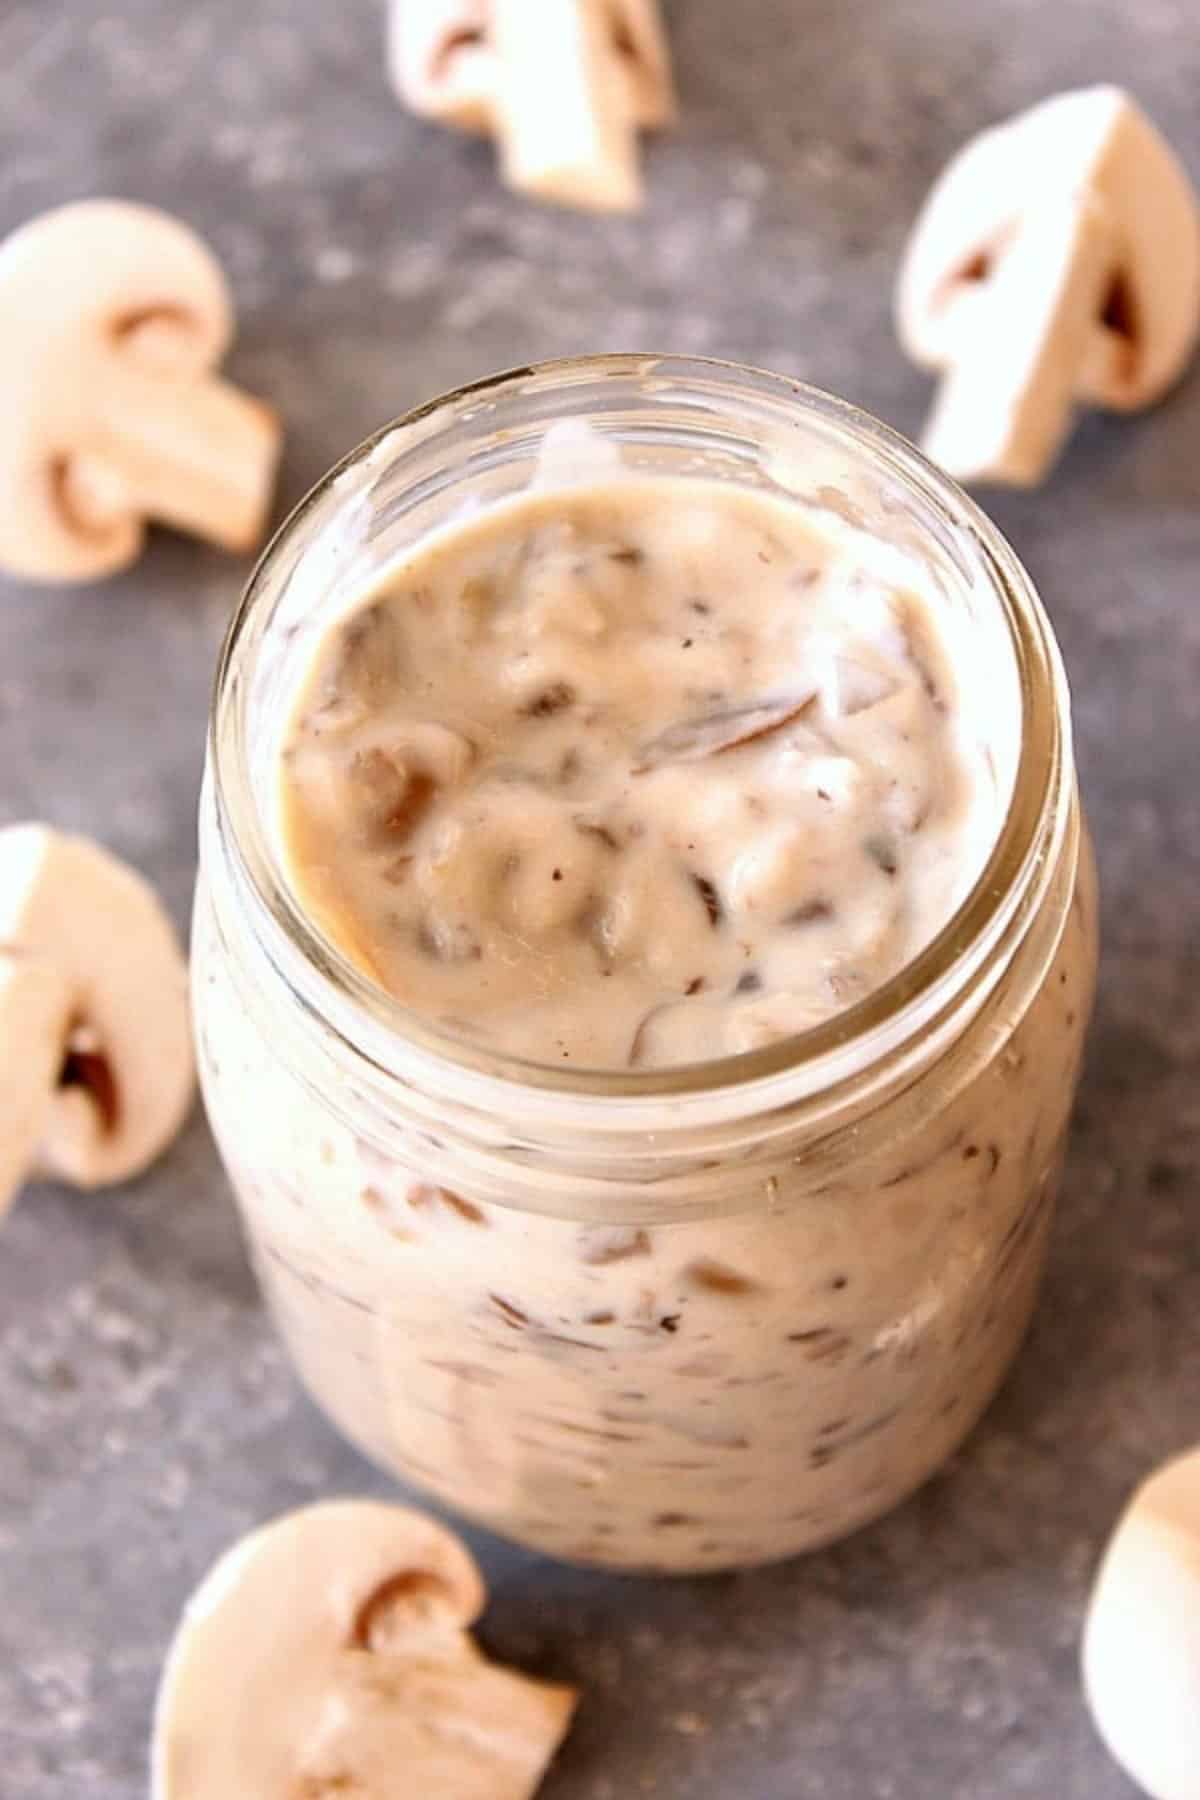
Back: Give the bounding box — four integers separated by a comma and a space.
490, 0, 641, 211
64, 365, 280, 555
921, 288, 1135, 411
922, 192, 1117, 486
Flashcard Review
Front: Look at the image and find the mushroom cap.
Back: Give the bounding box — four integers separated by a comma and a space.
1082, 1446, 1200, 1800
0, 200, 234, 582
152, 1500, 490, 1799
390, 0, 494, 131
896, 87, 1200, 411
0, 824, 194, 1203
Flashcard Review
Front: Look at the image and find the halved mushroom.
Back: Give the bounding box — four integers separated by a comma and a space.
152, 1499, 579, 1798
1082, 1446, 1200, 1800
390, 0, 677, 211
0, 200, 282, 583
0, 825, 193, 1217
896, 87, 1200, 485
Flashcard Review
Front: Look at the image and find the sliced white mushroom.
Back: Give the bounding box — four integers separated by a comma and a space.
152, 1499, 579, 1799
1082, 1446, 1200, 1800
390, 0, 676, 211
0, 825, 194, 1216
896, 87, 1200, 484
0, 200, 282, 583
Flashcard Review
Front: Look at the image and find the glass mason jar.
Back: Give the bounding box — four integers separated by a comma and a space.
193, 356, 1097, 1573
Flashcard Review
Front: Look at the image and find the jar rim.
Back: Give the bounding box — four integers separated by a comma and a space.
208, 353, 1071, 1119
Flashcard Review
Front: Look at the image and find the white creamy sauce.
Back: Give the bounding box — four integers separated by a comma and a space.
279, 478, 998, 1068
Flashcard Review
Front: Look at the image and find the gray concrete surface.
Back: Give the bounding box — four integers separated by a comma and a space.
1, 2, 1198, 1795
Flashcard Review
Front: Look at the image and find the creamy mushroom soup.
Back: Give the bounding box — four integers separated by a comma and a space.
278, 479, 998, 1068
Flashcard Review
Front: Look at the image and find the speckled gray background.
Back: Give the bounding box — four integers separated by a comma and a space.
1, 2, 1197, 1795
